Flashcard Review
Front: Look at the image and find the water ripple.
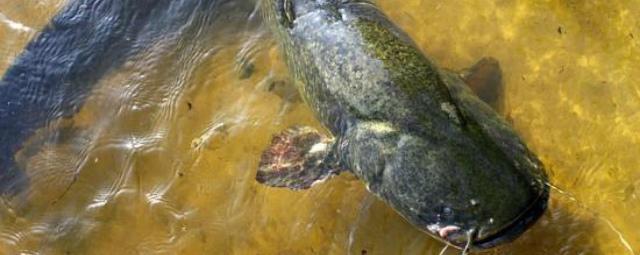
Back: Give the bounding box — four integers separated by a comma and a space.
0, 12, 33, 33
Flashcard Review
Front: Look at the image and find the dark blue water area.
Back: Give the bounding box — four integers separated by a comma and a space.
0, 0, 258, 196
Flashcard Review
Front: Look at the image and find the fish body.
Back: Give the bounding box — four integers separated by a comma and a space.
258, 0, 549, 250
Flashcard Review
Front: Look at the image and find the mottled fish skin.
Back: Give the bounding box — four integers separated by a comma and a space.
0, 0, 256, 195
262, 0, 548, 250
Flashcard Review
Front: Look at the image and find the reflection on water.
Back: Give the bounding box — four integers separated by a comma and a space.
0, 0, 638, 254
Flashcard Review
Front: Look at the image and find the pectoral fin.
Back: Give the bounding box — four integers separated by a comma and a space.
460, 57, 504, 112
256, 126, 341, 190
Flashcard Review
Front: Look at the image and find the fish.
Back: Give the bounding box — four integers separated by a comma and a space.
256, 0, 549, 251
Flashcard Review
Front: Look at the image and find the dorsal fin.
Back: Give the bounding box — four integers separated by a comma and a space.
459, 57, 504, 113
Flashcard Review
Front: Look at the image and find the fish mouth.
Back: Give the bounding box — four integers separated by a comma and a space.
438, 185, 550, 250
470, 185, 550, 249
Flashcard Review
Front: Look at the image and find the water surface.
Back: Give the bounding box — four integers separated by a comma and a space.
0, 0, 638, 254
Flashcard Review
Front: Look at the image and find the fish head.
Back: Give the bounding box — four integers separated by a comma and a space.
344, 121, 549, 250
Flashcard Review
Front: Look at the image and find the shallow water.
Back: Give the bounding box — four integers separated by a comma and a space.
0, 0, 639, 254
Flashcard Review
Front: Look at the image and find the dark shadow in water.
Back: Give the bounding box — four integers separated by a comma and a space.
0, 0, 258, 197
0, 0, 262, 251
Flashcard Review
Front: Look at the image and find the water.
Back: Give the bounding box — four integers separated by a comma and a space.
0, 0, 638, 254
